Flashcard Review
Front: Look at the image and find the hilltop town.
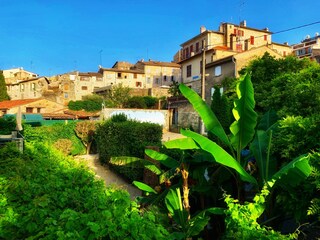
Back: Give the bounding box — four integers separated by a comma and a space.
1, 21, 320, 128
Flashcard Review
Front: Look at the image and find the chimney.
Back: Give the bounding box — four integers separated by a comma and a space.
240, 20, 246, 27
200, 26, 206, 33
284, 42, 289, 46
263, 27, 269, 31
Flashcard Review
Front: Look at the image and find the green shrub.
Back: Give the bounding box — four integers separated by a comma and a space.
0, 142, 169, 239
96, 120, 162, 181
143, 96, 158, 108
111, 113, 128, 122
68, 94, 103, 112
125, 96, 147, 109
23, 122, 85, 155
0, 116, 16, 134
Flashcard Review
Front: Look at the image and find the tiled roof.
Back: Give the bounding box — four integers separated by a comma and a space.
78, 72, 103, 77
0, 99, 41, 109
138, 61, 180, 68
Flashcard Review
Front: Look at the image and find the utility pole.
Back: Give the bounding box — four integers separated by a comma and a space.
201, 40, 206, 101
200, 40, 206, 135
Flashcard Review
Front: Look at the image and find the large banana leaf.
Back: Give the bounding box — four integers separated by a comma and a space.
145, 149, 179, 169
250, 130, 276, 184
230, 73, 258, 157
179, 84, 230, 147
133, 181, 157, 194
109, 156, 162, 175
165, 188, 188, 231
164, 137, 200, 150
257, 110, 278, 131
269, 154, 311, 187
181, 129, 257, 185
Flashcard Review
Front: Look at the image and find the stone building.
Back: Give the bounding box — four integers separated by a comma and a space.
3, 68, 38, 84
292, 33, 320, 63
174, 21, 291, 89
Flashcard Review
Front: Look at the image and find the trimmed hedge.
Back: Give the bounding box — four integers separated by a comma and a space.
96, 120, 162, 181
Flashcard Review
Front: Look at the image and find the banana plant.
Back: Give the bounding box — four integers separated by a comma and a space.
170, 73, 258, 188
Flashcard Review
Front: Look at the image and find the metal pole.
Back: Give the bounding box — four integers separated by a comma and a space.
200, 40, 206, 135
201, 40, 206, 101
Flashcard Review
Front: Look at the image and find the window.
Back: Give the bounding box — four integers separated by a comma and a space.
136, 81, 142, 87
190, 45, 193, 54
186, 65, 192, 78
186, 47, 189, 58
37, 108, 41, 113
81, 86, 88, 90
147, 77, 151, 84
214, 66, 221, 76
64, 93, 69, 99
134, 73, 137, 79
171, 76, 175, 81
284, 51, 287, 57
117, 72, 122, 78
20, 84, 24, 92
26, 107, 33, 113
155, 78, 159, 84
196, 42, 199, 52
164, 75, 167, 81
264, 35, 267, 41
31, 83, 36, 91
250, 36, 254, 45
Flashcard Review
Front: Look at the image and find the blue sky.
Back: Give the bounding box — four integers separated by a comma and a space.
0, 0, 319, 76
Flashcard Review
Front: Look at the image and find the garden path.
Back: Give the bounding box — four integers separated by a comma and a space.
75, 131, 185, 200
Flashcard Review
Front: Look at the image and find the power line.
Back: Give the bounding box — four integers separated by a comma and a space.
273, 21, 320, 35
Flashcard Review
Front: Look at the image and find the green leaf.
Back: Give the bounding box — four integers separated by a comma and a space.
164, 137, 200, 150
270, 154, 311, 187
257, 110, 278, 131
145, 149, 179, 169
133, 181, 157, 194
109, 156, 162, 175
230, 73, 258, 156
250, 130, 275, 184
181, 129, 257, 185
165, 188, 188, 229
179, 84, 230, 147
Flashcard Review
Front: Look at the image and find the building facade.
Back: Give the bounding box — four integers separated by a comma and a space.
175, 21, 291, 92
292, 33, 320, 63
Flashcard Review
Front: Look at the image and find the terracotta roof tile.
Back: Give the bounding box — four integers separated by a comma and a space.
0, 99, 41, 109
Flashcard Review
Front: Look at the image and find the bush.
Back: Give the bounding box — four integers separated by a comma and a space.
23, 122, 85, 155
111, 113, 128, 122
0, 142, 169, 239
143, 96, 158, 108
125, 96, 147, 109
96, 120, 162, 181
68, 94, 103, 112
0, 116, 16, 134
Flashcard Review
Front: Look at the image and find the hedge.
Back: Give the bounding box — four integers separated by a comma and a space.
95, 120, 162, 181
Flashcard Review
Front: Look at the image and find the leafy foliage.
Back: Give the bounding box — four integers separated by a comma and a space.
239, 53, 320, 117
68, 94, 103, 112
74, 121, 97, 154
125, 96, 147, 108
23, 122, 85, 155
103, 83, 131, 108
222, 185, 296, 240
0, 70, 10, 101
168, 80, 181, 97
0, 142, 169, 239
96, 120, 162, 181
0, 116, 16, 134
110, 113, 128, 122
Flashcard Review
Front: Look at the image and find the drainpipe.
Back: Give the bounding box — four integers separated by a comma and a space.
232, 56, 237, 78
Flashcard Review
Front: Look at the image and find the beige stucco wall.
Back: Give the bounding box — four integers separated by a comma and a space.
7, 77, 49, 100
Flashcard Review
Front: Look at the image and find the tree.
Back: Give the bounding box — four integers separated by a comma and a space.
168, 80, 181, 97
239, 53, 315, 115
74, 121, 96, 154
103, 83, 131, 108
0, 70, 10, 101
